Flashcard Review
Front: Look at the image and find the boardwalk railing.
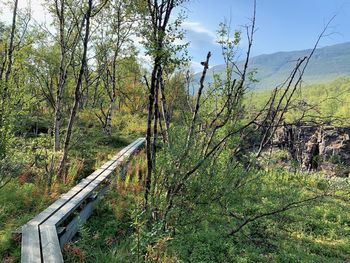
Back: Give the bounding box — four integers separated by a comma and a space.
21, 138, 145, 263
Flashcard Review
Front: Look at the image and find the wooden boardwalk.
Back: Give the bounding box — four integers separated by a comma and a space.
21, 138, 145, 263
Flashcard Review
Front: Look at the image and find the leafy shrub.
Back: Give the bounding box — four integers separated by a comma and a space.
0, 156, 23, 189
111, 112, 146, 136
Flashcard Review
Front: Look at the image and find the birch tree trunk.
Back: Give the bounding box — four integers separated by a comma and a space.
53, 0, 67, 152
58, 0, 93, 179
4, 0, 18, 83
105, 98, 115, 136
0, 0, 18, 158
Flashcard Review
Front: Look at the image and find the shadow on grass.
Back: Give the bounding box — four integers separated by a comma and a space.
97, 135, 130, 148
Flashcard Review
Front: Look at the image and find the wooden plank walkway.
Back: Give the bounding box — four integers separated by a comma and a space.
21, 138, 145, 263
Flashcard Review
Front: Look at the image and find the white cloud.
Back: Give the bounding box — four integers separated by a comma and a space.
183, 21, 216, 39
182, 21, 219, 47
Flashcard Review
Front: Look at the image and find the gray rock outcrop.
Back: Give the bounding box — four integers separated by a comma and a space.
272, 125, 350, 177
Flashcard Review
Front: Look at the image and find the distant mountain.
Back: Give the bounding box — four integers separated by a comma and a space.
197, 42, 350, 90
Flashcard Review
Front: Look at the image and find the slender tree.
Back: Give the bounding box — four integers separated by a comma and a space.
142, 0, 188, 209
53, 0, 68, 151
93, 0, 138, 135
0, 0, 19, 158
57, 0, 94, 178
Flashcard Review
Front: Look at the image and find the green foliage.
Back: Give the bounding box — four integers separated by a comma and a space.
246, 77, 350, 125
165, 169, 350, 262
63, 155, 147, 263
0, 181, 54, 261
140, 1, 189, 69
0, 155, 24, 188
59, 145, 350, 262
111, 112, 147, 136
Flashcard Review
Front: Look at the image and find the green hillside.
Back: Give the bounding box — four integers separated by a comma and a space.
246, 77, 350, 125
203, 42, 350, 90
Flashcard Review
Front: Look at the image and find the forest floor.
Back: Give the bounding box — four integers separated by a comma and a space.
0, 111, 145, 262
1, 112, 350, 262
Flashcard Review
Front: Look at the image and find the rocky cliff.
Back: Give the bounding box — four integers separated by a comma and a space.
273, 125, 350, 177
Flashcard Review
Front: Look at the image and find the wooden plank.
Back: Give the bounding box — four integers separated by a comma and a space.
29, 168, 108, 224
29, 198, 71, 225
59, 185, 109, 247
107, 160, 123, 171
40, 225, 63, 263
99, 160, 115, 169
58, 201, 94, 248
21, 224, 41, 263
80, 170, 103, 184
53, 174, 106, 223
29, 179, 92, 225
20, 138, 146, 263
44, 140, 144, 226
114, 138, 143, 159
107, 139, 142, 162
38, 139, 144, 224
44, 180, 101, 226
29, 139, 145, 225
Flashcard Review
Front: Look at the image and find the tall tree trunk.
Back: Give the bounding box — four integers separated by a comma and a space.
54, 83, 63, 151
58, 0, 93, 179
54, 0, 67, 152
4, 0, 18, 83
144, 0, 176, 210
105, 50, 118, 136
144, 64, 158, 209
159, 69, 170, 141
152, 74, 160, 167
105, 98, 115, 136
0, 0, 18, 158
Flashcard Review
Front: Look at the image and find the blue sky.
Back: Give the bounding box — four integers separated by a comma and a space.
183, 0, 350, 71
1, 0, 350, 72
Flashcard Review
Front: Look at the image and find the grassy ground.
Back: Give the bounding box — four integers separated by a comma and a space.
2, 154, 350, 262
63, 155, 146, 263
1, 111, 350, 262
0, 111, 146, 262
0, 181, 54, 261
169, 170, 350, 263
62, 170, 350, 263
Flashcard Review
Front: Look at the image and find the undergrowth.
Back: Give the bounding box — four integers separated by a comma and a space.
0, 111, 146, 262
62, 168, 350, 263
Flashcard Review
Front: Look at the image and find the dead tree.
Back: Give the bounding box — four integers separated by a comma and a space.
255, 16, 336, 158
